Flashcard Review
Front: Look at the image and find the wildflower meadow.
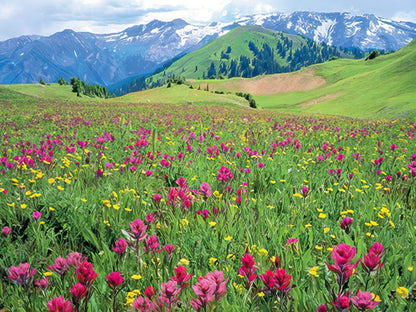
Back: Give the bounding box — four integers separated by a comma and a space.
1, 98, 416, 311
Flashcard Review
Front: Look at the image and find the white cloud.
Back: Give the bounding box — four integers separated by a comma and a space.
0, 0, 415, 41
392, 10, 416, 23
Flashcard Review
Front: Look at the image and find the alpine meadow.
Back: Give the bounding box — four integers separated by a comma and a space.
1, 8, 416, 312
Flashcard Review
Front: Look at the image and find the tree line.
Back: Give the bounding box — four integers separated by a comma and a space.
58, 77, 112, 98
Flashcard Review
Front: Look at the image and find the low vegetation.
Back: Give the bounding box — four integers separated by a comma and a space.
1, 83, 416, 311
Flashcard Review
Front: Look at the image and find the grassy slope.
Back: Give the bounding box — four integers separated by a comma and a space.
259, 39, 416, 120
0, 82, 250, 108
148, 26, 307, 82
189, 39, 416, 120
0, 83, 102, 104
114, 84, 249, 107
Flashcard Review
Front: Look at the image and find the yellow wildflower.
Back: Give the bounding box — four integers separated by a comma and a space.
308, 266, 319, 277
396, 287, 409, 299
178, 258, 190, 266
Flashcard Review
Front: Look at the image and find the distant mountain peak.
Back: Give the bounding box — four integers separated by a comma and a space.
0, 11, 415, 85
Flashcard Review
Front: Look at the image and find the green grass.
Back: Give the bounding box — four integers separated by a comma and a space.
258, 39, 416, 120
183, 39, 416, 121
113, 84, 250, 107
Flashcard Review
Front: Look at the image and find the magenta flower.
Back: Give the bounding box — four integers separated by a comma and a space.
300, 186, 309, 197
239, 253, 257, 289
351, 290, 379, 311
113, 238, 127, 255
106, 272, 124, 289
48, 257, 69, 276
274, 268, 292, 291
326, 243, 361, 288
330, 292, 350, 312
32, 211, 42, 221
2, 226, 11, 235
160, 280, 180, 304
8, 263, 36, 286
145, 213, 154, 223
217, 166, 233, 184
35, 278, 49, 291
171, 265, 193, 289
95, 169, 103, 178
390, 144, 398, 151
331, 243, 357, 265
335, 153, 345, 161
199, 182, 212, 198
316, 304, 328, 312
206, 270, 228, 300
47, 296, 73, 312
259, 268, 292, 296
164, 244, 175, 255
192, 277, 216, 304
67, 252, 85, 268
176, 177, 187, 188
76, 260, 97, 286
340, 217, 353, 234
197, 209, 209, 220
144, 235, 162, 253
369, 242, 385, 257
132, 296, 153, 312
153, 193, 162, 203
129, 219, 148, 241
362, 251, 383, 274
285, 238, 298, 247
144, 285, 156, 299
71, 282, 88, 303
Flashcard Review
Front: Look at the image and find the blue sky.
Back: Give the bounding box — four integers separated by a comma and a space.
1, 0, 415, 41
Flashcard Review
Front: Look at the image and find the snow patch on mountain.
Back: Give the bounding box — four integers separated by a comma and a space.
313, 18, 337, 44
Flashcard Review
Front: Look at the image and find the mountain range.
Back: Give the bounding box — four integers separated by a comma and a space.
0, 11, 415, 85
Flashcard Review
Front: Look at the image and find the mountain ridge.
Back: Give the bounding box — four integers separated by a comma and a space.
0, 11, 415, 85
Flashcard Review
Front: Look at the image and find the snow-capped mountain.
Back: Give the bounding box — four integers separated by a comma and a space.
0, 12, 415, 85
244, 12, 416, 51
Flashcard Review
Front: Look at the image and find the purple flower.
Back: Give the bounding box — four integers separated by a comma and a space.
164, 244, 175, 255
67, 252, 85, 268
8, 263, 36, 286
113, 238, 127, 255
340, 217, 353, 234
2, 226, 11, 235
35, 278, 49, 291
32, 211, 42, 221
199, 182, 212, 198
351, 290, 379, 310
47, 296, 73, 312
48, 257, 69, 276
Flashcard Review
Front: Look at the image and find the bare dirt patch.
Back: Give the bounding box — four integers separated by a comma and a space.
298, 92, 343, 108
217, 68, 326, 95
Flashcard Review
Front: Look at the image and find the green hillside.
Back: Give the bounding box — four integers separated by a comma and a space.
0, 82, 251, 108
266, 38, 416, 120
113, 84, 249, 107
145, 25, 346, 88
2, 39, 414, 121
191, 39, 416, 120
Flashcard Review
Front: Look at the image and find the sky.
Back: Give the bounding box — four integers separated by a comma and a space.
1, 0, 415, 41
